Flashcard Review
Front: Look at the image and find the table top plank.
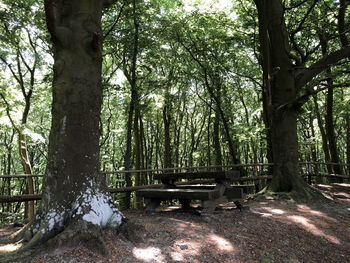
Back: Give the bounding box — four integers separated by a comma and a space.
154, 170, 240, 181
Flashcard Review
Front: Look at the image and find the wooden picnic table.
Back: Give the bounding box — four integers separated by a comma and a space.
136, 170, 254, 213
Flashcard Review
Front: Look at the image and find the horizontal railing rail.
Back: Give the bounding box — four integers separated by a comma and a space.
1, 163, 349, 203
2, 162, 350, 178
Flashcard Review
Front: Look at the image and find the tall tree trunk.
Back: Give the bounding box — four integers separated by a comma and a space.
325, 88, 343, 179
338, 0, 349, 177
346, 114, 350, 176
320, 34, 343, 181
123, 91, 136, 209
4, 131, 15, 212
18, 133, 35, 220
203, 72, 242, 172
139, 115, 147, 183
309, 110, 322, 183
133, 106, 144, 208
262, 83, 274, 171
20, 0, 124, 251
313, 95, 332, 173
254, 0, 314, 196
163, 95, 172, 168
122, 0, 140, 209
207, 106, 212, 166
213, 106, 223, 167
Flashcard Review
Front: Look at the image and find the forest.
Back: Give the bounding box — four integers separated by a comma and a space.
0, 0, 349, 262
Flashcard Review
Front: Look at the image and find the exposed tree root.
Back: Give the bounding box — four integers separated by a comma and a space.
0, 220, 120, 263
254, 184, 326, 201
117, 218, 147, 243
42, 221, 109, 255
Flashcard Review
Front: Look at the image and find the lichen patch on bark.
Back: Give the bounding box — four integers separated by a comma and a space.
73, 187, 123, 228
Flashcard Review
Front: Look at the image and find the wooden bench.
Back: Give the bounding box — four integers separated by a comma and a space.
136, 170, 253, 213
176, 184, 255, 194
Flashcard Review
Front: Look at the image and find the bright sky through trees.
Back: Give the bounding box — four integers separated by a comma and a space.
181, 0, 235, 15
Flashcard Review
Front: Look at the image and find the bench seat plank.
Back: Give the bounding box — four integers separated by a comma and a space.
136, 188, 221, 200
176, 184, 255, 195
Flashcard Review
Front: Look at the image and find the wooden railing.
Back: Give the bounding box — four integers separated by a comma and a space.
1, 162, 349, 203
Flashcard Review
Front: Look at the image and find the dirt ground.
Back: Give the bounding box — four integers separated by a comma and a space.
1, 183, 350, 263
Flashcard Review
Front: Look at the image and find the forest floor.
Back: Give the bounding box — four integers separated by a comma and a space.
1, 183, 350, 263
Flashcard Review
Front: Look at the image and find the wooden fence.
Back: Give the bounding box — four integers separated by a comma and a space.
0, 162, 349, 203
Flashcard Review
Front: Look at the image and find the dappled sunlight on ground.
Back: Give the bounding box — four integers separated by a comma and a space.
334, 183, 350, 187
254, 207, 286, 217
317, 184, 333, 189
0, 243, 21, 253
129, 225, 235, 262
252, 202, 346, 245
334, 192, 350, 199
168, 220, 236, 261
296, 204, 326, 216
170, 218, 207, 233
172, 239, 202, 257
132, 246, 165, 263
316, 183, 350, 204
287, 215, 340, 244
7, 184, 350, 262
269, 208, 285, 214
208, 234, 235, 252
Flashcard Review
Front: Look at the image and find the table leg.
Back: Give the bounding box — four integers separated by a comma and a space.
144, 198, 161, 212
179, 199, 191, 210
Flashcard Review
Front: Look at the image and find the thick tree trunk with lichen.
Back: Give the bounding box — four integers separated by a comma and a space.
18, 0, 123, 250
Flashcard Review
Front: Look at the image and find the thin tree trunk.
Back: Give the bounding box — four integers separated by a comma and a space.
163, 96, 172, 168
313, 95, 332, 173
133, 106, 144, 208
139, 114, 147, 185
123, 95, 135, 208
346, 114, 350, 176
18, 133, 34, 219
325, 88, 343, 179
122, 0, 140, 208
309, 110, 322, 183
320, 34, 343, 181
207, 106, 212, 166
213, 102, 222, 168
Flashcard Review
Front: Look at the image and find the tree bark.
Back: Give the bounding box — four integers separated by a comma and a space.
18, 133, 35, 220
254, 0, 313, 195
19, 0, 124, 251
163, 91, 173, 168
325, 88, 343, 179
212, 86, 222, 168
320, 34, 343, 181
312, 95, 332, 173
308, 110, 322, 183
346, 114, 350, 176
122, 0, 140, 209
